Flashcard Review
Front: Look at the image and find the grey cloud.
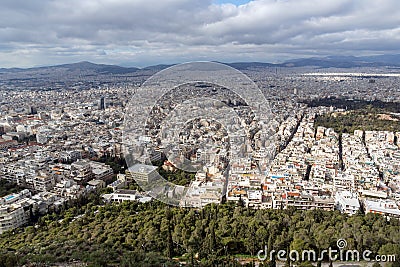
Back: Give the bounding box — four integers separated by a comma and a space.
0, 0, 400, 67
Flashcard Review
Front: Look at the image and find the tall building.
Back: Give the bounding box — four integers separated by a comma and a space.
26, 105, 37, 115
99, 96, 105, 110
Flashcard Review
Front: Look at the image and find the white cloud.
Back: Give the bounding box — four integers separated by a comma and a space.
0, 0, 399, 67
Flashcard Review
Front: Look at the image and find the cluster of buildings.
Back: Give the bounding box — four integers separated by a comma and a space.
341, 132, 380, 189
1, 65, 400, 234
250, 68, 400, 102
0, 87, 132, 234
0, 158, 117, 233
365, 131, 400, 190
223, 109, 400, 219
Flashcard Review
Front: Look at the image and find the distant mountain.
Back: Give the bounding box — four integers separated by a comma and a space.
0, 67, 24, 73
225, 55, 400, 69
225, 62, 278, 70
40, 61, 140, 74
142, 64, 174, 71
283, 54, 400, 68
0, 61, 140, 75
1, 54, 400, 74
357, 54, 400, 65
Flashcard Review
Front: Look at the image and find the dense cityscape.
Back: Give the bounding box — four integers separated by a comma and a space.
2, 0, 400, 265
0, 61, 399, 266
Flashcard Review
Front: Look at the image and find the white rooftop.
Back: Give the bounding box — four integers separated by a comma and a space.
128, 163, 157, 174
365, 199, 400, 216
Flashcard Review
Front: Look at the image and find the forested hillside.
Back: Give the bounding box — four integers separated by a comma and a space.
1, 200, 400, 266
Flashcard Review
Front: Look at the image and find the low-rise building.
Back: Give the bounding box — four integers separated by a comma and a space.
313, 196, 335, 211
126, 163, 158, 184
90, 161, 114, 181
363, 199, 400, 218
107, 174, 127, 191
102, 189, 151, 203
87, 179, 106, 189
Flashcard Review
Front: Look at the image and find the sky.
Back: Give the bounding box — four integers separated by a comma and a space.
1, 0, 400, 68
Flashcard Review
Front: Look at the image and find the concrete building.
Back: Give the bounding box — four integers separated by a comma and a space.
102, 189, 151, 203
33, 174, 55, 192
363, 199, 400, 218
313, 196, 335, 211
87, 179, 106, 189
91, 163, 113, 181
107, 174, 127, 191
335, 191, 360, 215
127, 163, 158, 183
71, 159, 93, 183
0, 190, 34, 234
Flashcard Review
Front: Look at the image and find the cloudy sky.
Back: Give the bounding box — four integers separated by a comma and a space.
1, 0, 400, 68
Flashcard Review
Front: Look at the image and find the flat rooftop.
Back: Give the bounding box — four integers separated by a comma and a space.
128, 163, 158, 174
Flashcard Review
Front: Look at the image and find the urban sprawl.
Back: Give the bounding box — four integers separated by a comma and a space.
1, 66, 400, 234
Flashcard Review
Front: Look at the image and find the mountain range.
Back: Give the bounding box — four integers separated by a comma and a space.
1, 54, 400, 74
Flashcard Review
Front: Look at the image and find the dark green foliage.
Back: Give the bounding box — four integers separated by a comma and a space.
152, 159, 196, 186
0, 179, 25, 197
1, 200, 400, 266
157, 165, 196, 186
304, 98, 400, 113
0, 252, 19, 267
97, 156, 127, 174
315, 106, 400, 133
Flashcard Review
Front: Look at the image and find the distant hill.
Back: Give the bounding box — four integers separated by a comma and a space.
357, 54, 400, 65
283, 54, 400, 68
225, 62, 278, 70
36, 61, 140, 74
0, 67, 24, 73
142, 64, 174, 71
1, 54, 400, 74
0, 61, 140, 75
224, 54, 400, 69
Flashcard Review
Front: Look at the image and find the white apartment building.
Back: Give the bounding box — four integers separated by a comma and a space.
363, 199, 400, 218
102, 189, 151, 203
0, 189, 34, 234
335, 191, 360, 215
